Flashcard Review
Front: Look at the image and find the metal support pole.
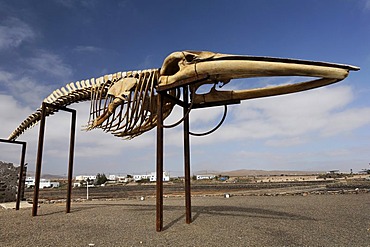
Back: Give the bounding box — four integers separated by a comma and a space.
183, 86, 192, 224
66, 109, 76, 213
32, 102, 47, 216
156, 93, 164, 232
30, 103, 76, 216
16, 142, 26, 210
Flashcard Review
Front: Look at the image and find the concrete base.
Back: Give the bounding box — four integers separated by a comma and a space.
0, 201, 33, 209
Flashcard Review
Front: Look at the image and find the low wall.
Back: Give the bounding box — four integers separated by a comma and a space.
0, 161, 26, 203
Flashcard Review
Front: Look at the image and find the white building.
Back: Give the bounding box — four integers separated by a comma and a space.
25, 177, 60, 189
134, 172, 170, 182
107, 174, 116, 181
75, 175, 96, 181
117, 176, 131, 183
133, 174, 151, 182
196, 174, 216, 180
149, 172, 170, 182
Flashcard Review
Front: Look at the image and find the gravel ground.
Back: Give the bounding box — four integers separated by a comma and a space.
1, 193, 370, 247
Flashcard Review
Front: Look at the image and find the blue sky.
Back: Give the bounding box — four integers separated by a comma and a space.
0, 0, 369, 176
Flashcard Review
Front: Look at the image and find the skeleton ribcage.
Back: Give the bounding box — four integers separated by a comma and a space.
87, 69, 179, 139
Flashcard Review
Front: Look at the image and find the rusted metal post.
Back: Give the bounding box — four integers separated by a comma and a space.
156, 92, 164, 232
66, 109, 76, 213
32, 102, 47, 216
16, 142, 26, 210
29, 103, 76, 216
183, 86, 192, 224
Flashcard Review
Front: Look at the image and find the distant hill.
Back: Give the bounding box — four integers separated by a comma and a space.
26, 171, 66, 179
195, 169, 325, 176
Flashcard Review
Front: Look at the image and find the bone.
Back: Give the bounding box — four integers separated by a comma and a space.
48, 94, 57, 102
80, 80, 86, 88
51, 92, 59, 101
90, 78, 96, 86
104, 74, 111, 82
84, 79, 91, 87
76, 81, 82, 89
45, 97, 53, 103
96, 76, 103, 85
61, 87, 68, 95
69, 82, 77, 91
66, 84, 73, 92
56, 89, 64, 97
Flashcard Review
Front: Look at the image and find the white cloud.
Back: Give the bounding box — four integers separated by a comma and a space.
265, 137, 306, 147
167, 85, 370, 149
0, 70, 52, 107
53, 0, 75, 8
137, 55, 155, 69
141, 84, 370, 153
74, 45, 102, 53
0, 94, 33, 136
365, 0, 370, 10
223, 85, 361, 139
321, 107, 370, 136
0, 48, 73, 106
0, 94, 39, 168
0, 70, 12, 83
26, 50, 73, 79
54, 0, 97, 8
0, 17, 35, 50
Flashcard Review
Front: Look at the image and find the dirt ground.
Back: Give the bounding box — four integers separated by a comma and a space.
23, 180, 370, 202
1, 193, 370, 247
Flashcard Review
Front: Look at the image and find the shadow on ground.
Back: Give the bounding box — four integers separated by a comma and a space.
36, 201, 316, 230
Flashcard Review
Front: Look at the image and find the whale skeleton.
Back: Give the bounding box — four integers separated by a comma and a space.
8, 50, 359, 141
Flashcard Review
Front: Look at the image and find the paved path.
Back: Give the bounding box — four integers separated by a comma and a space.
1, 194, 369, 246
0, 201, 33, 209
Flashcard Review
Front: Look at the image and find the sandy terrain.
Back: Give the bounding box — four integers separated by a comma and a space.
1, 193, 369, 246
